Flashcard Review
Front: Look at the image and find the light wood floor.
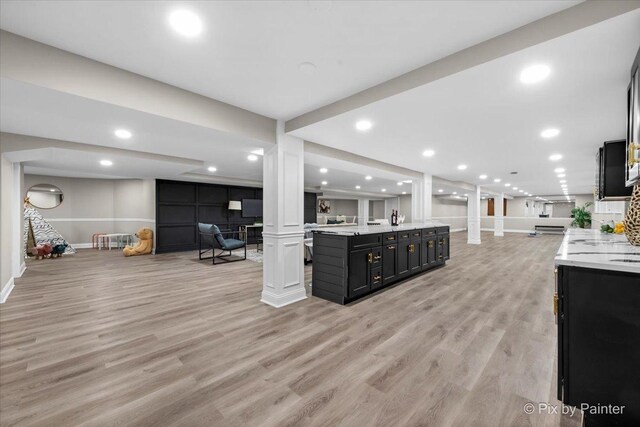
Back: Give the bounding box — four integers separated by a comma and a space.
0, 232, 581, 427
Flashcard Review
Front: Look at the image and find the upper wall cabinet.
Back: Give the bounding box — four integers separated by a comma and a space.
596, 140, 633, 201
627, 46, 640, 186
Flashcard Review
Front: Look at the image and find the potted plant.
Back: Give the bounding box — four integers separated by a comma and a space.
571, 202, 593, 229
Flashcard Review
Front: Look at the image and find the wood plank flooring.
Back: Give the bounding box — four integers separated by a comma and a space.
0, 232, 581, 426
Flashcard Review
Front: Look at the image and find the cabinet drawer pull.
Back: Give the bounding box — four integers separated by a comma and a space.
553, 292, 558, 316
368, 253, 373, 263
373, 255, 381, 260
428, 242, 434, 248
373, 275, 381, 281
386, 236, 396, 241
387, 245, 395, 250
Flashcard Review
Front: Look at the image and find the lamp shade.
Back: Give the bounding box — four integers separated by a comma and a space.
229, 201, 242, 211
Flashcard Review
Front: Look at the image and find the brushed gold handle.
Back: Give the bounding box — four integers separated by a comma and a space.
368, 253, 373, 263
629, 142, 640, 167
374, 255, 381, 260
386, 236, 395, 241
374, 275, 381, 281
438, 255, 443, 260
553, 292, 558, 316
387, 245, 395, 250
428, 241, 434, 248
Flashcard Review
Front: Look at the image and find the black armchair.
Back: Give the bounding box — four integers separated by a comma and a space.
198, 223, 247, 264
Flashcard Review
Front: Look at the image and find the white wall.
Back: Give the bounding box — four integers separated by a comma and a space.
399, 194, 412, 222
24, 175, 155, 247
316, 198, 358, 223
369, 200, 385, 220
1, 156, 23, 302
432, 197, 467, 231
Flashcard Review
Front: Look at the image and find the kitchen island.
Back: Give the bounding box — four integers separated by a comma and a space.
554, 229, 640, 427
312, 222, 449, 304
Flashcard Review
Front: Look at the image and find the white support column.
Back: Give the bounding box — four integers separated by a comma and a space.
261, 121, 307, 308
411, 174, 432, 223
467, 185, 481, 244
357, 199, 369, 226
384, 197, 399, 220
494, 192, 504, 237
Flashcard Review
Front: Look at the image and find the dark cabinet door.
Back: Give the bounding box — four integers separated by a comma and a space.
382, 243, 397, 284
348, 248, 371, 297
409, 239, 421, 273
422, 237, 438, 269
441, 233, 450, 260
397, 240, 411, 279
437, 236, 446, 265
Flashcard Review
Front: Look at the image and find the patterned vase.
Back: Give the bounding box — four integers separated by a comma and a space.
624, 184, 640, 246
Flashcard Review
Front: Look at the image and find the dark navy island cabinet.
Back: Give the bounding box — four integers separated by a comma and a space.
312, 226, 450, 305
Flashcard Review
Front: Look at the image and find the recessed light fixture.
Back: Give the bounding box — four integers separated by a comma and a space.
402, 191, 407, 195
438, 189, 444, 193
49, 188, 55, 192
169, 9, 203, 37
355, 185, 361, 189
557, 174, 566, 178
464, 193, 468, 197
554, 167, 565, 173
114, 129, 132, 139
422, 149, 435, 157
355, 120, 372, 131
457, 164, 467, 170
549, 154, 563, 161
207, 166, 217, 172
321, 181, 328, 185
513, 187, 518, 190
247, 154, 258, 161
481, 197, 486, 200
319, 168, 328, 173
479, 174, 487, 180
520, 64, 551, 84
519, 190, 524, 193
365, 175, 372, 180
505, 183, 511, 187
397, 182, 403, 186
541, 128, 560, 139
494, 178, 501, 183
559, 180, 566, 183
100, 159, 113, 166
403, 180, 412, 183
381, 188, 386, 192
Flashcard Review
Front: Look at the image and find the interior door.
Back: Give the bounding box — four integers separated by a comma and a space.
488, 198, 495, 216
348, 248, 371, 297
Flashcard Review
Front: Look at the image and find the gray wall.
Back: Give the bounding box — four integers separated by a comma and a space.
24, 175, 155, 246
399, 194, 412, 222
1, 155, 13, 292
317, 198, 358, 222
369, 200, 385, 220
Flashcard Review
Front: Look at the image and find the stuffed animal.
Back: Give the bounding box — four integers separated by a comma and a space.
123, 228, 153, 257
51, 242, 68, 258
36, 243, 52, 259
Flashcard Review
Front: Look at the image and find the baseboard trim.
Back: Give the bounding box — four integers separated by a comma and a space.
1, 278, 15, 304
481, 228, 533, 234
16, 262, 26, 278
261, 287, 307, 308
450, 228, 467, 233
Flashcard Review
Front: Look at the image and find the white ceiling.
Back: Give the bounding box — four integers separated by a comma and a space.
291, 10, 640, 196
0, 0, 579, 120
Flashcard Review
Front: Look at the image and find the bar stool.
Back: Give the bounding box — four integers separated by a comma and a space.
92, 233, 106, 249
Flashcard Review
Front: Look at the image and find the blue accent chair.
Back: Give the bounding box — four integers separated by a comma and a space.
198, 223, 246, 264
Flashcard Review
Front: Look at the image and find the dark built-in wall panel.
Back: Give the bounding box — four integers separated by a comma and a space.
156, 179, 317, 253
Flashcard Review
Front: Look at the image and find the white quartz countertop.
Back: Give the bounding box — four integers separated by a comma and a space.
311, 222, 449, 236
554, 229, 640, 274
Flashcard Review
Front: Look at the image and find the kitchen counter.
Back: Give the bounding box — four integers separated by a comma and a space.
554, 228, 640, 274
311, 221, 449, 236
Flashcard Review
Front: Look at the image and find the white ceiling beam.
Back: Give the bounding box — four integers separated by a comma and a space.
285, 1, 640, 133
0, 30, 276, 144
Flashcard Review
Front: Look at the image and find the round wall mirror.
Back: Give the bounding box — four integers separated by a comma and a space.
26, 184, 64, 209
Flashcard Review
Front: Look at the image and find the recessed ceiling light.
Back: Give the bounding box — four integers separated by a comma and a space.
513, 187, 518, 190
321, 181, 328, 185
422, 149, 435, 157
457, 164, 467, 170
554, 167, 565, 173
403, 180, 412, 183
356, 120, 372, 131
319, 168, 328, 173
365, 175, 372, 180
559, 180, 566, 183
100, 159, 113, 166
402, 191, 407, 195
494, 178, 501, 183
464, 193, 469, 197
549, 154, 563, 161
247, 154, 258, 161
505, 183, 511, 187
479, 174, 487, 180
520, 64, 551, 84
49, 188, 55, 192
207, 166, 217, 172
453, 192, 458, 195
438, 189, 443, 193
114, 129, 132, 139
169, 9, 203, 37
481, 197, 486, 200
355, 185, 361, 189
397, 182, 403, 186
519, 190, 524, 193
381, 188, 386, 192
541, 128, 560, 139
557, 174, 566, 178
